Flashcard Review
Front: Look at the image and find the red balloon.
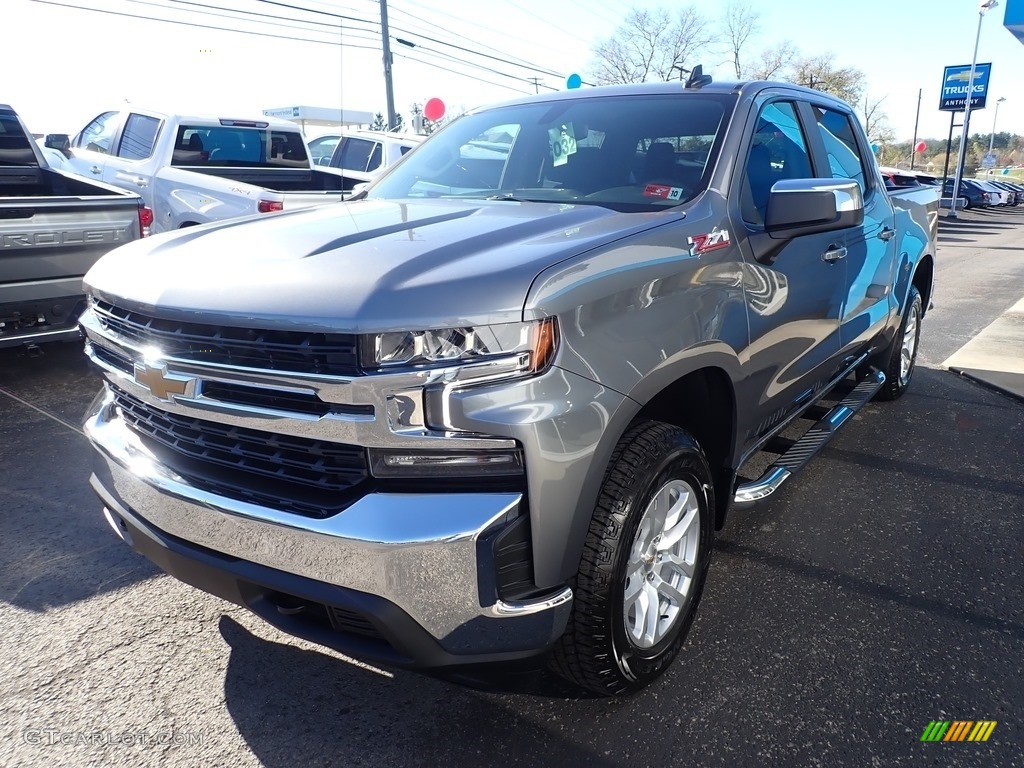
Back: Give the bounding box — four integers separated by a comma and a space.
423, 98, 445, 122
914, 140, 927, 153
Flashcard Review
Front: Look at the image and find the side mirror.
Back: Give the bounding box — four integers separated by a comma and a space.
765, 179, 864, 239
44, 133, 71, 156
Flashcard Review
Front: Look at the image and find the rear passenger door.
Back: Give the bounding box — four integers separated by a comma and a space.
731, 98, 849, 440
102, 112, 162, 213
806, 105, 896, 354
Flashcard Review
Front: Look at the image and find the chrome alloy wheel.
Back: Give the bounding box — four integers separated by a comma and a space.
622, 479, 701, 649
900, 302, 920, 385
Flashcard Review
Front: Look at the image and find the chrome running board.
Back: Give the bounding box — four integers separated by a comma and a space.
733, 368, 886, 508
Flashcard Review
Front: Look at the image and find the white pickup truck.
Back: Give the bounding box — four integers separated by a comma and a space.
43, 108, 351, 234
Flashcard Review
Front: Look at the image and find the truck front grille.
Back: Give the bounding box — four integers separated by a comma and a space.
111, 386, 369, 518
93, 299, 360, 376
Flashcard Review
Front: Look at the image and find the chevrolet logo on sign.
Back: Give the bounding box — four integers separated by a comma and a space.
133, 362, 195, 401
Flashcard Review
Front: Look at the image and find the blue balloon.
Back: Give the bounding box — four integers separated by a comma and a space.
566, 73, 582, 89
870, 143, 879, 154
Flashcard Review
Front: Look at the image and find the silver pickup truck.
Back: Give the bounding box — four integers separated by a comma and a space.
81, 75, 938, 697
44, 108, 353, 235
0, 104, 146, 349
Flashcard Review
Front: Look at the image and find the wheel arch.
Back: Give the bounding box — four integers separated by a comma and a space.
555, 363, 739, 587
912, 253, 934, 314
631, 366, 737, 531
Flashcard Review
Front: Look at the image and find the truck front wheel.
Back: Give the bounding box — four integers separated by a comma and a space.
551, 421, 714, 696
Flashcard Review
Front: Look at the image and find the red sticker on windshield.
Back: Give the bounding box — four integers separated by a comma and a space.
643, 184, 684, 200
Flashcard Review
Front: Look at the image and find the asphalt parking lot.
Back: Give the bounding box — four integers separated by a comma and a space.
1, 207, 1023, 768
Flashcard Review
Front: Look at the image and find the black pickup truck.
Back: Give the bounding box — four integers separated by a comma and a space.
0, 104, 147, 349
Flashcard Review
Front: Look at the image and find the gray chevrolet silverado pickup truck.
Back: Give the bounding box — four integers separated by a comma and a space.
0, 104, 147, 349
81, 75, 938, 696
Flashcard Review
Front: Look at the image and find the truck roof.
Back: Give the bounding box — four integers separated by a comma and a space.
88, 107, 303, 131
479, 79, 854, 113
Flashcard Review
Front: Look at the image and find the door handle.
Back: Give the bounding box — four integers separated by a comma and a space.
822, 245, 847, 263
90, 166, 102, 174
134, 177, 147, 187
879, 227, 895, 241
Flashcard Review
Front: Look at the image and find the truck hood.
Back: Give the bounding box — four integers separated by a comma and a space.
85, 199, 672, 332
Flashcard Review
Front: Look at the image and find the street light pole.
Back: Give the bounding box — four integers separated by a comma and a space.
988, 96, 1006, 155
950, 0, 998, 219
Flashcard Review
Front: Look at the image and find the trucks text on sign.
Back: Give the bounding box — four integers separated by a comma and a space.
939, 63, 992, 112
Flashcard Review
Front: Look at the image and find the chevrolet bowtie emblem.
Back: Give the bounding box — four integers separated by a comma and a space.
133, 361, 195, 401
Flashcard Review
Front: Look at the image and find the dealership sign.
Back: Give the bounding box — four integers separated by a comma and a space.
939, 63, 992, 111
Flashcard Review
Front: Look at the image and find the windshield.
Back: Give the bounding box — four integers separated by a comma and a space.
368, 93, 735, 211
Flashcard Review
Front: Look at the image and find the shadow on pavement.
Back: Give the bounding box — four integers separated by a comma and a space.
0, 344, 159, 611
218, 617, 619, 768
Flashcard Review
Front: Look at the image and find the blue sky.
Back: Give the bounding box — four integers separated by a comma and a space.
6, 0, 1023, 143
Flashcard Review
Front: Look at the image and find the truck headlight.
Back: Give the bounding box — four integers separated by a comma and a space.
361, 318, 558, 379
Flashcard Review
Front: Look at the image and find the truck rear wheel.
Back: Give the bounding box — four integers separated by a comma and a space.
551, 421, 714, 697
874, 286, 922, 401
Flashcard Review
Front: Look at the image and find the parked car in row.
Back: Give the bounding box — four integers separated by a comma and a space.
42, 108, 356, 234
942, 177, 995, 209
985, 179, 1023, 204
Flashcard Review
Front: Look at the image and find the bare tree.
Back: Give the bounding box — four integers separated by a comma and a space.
790, 53, 866, 105
722, 1, 759, 79
862, 96, 895, 145
590, 6, 716, 85
746, 41, 798, 81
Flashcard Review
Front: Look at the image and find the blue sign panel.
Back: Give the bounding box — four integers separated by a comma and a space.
1006, 0, 1024, 45
939, 63, 992, 111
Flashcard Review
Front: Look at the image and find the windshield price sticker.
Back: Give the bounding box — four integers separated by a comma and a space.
549, 123, 578, 167
643, 184, 684, 200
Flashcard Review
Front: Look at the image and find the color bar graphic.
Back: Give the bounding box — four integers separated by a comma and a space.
920, 720, 996, 742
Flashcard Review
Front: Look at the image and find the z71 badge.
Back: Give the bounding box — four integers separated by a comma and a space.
688, 227, 731, 257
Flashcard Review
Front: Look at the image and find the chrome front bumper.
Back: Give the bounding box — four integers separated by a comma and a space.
85, 391, 572, 656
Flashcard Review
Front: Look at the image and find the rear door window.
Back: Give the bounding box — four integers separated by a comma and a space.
117, 113, 161, 160
811, 107, 867, 192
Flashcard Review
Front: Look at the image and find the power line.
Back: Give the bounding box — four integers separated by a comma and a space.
500, 0, 594, 46
166, 0, 565, 88
393, 51, 532, 96
30, 0, 381, 49
168, 0, 377, 33
396, 41, 557, 91
387, 2, 562, 75
130, 0, 368, 39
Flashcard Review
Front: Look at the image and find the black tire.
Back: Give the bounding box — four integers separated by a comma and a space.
875, 286, 923, 401
550, 420, 714, 697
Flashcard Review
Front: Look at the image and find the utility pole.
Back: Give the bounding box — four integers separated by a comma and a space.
527, 77, 541, 94
910, 88, 922, 170
379, 0, 398, 130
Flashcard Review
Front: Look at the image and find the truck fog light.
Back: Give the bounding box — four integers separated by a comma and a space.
369, 448, 524, 477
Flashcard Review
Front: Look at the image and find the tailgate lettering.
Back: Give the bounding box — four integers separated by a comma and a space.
1, 228, 130, 249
